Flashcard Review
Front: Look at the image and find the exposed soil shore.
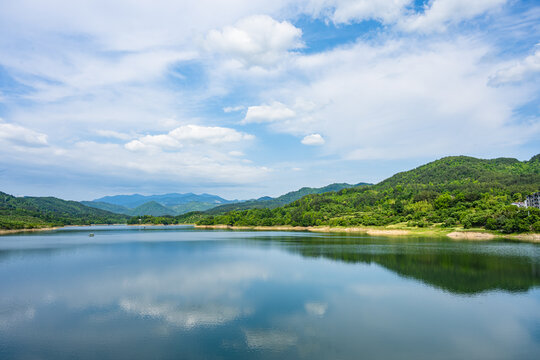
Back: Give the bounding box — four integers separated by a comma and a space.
0, 227, 62, 235
194, 224, 540, 243
0, 224, 126, 236
2, 224, 537, 243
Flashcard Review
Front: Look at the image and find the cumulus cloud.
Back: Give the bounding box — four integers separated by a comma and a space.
0, 0, 538, 198
125, 125, 254, 151
301, 133, 325, 145
400, 0, 508, 32
243, 101, 296, 123
256, 37, 539, 159
205, 15, 303, 67
0, 120, 48, 147
489, 45, 540, 85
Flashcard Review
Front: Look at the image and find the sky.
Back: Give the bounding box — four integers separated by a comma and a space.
0, 0, 539, 201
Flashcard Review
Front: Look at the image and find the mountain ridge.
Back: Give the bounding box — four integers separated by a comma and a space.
199, 154, 540, 234
0, 192, 129, 229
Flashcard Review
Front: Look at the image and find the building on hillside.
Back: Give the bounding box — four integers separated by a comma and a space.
511, 201, 527, 208
525, 192, 540, 209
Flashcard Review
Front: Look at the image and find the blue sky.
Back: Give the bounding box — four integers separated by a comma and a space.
0, 0, 539, 201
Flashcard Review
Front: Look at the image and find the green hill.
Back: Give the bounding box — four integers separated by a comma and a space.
130, 201, 175, 216
199, 155, 540, 234
206, 183, 368, 214
0, 192, 129, 230
379, 156, 539, 188
81, 201, 134, 215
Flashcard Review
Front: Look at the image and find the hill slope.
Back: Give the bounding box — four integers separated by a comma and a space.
81, 201, 134, 215
206, 183, 369, 214
199, 155, 540, 234
379, 156, 539, 188
94, 193, 234, 208
91, 192, 237, 215
130, 201, 175, 216
0, 192, 129, 229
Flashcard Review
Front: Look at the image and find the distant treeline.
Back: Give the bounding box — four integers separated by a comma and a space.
126, 212, 207, 225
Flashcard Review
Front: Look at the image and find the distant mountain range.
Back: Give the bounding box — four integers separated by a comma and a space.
82, 184, 371, 217
205, 183, 370, 214
83, 193, 236, 216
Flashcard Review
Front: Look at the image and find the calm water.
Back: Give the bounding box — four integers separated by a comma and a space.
0, 225, 539, 359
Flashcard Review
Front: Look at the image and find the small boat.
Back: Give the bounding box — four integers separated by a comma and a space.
88, 233, 94, 237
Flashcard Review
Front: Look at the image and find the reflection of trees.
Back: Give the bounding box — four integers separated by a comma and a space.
264, 236, 540, 295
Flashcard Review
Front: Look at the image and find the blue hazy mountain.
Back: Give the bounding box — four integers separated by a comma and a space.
86, 193, 237, 216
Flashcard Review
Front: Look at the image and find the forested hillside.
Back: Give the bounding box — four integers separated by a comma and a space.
0, 192, 129, 229
199, 155, 540, 233
206, 183, 368, 214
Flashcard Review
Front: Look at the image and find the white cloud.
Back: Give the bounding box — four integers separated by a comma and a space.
489, 45, 540, 85
243, 101, 296, 123
301, 0, 508, 32
304, 0, 411, 24
0, 0, 538, 198
224, 105, 245, 113
400, 0, 508, 32
301, 133, 325, 145
205, 15, 303, 67
0, 120, 48, 147
95, 129, 134, 141
252, 37, 539, 159
125, 124, 254, 151
228, 150, 245, 157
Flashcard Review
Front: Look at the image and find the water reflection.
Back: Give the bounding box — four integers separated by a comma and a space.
256, 235, 540, 294
0, 227, 538, 359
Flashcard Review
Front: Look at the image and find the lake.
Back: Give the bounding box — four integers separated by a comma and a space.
0, 225, 539, 359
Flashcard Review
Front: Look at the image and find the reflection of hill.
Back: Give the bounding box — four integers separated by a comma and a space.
272, 237, 540, 295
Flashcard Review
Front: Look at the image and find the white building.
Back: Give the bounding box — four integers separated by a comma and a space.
511, 201, 527, 208
525, 192, 540, 209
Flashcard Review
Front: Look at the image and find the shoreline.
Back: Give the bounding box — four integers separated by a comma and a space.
194, 224, 540, 243
1, 223, 538, 243
0, 223, 126, 236
0, 227, 62, 235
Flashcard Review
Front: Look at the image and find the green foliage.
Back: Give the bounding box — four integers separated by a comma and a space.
205, 183, 369, 214
198, 155, 540, 234
0, 192, 129, 229
126, 211, 207, 225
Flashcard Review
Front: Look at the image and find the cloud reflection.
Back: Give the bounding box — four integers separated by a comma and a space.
244, 329, 298, 350
119, 299, 246, 329
304, 302, 327, 316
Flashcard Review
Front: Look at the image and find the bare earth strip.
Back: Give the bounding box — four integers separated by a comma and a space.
195, 225, 411, 236
446, 231, 495, 241
2, 224, 537, 243
195, 225, 539, 243
0, 227, 61, 235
